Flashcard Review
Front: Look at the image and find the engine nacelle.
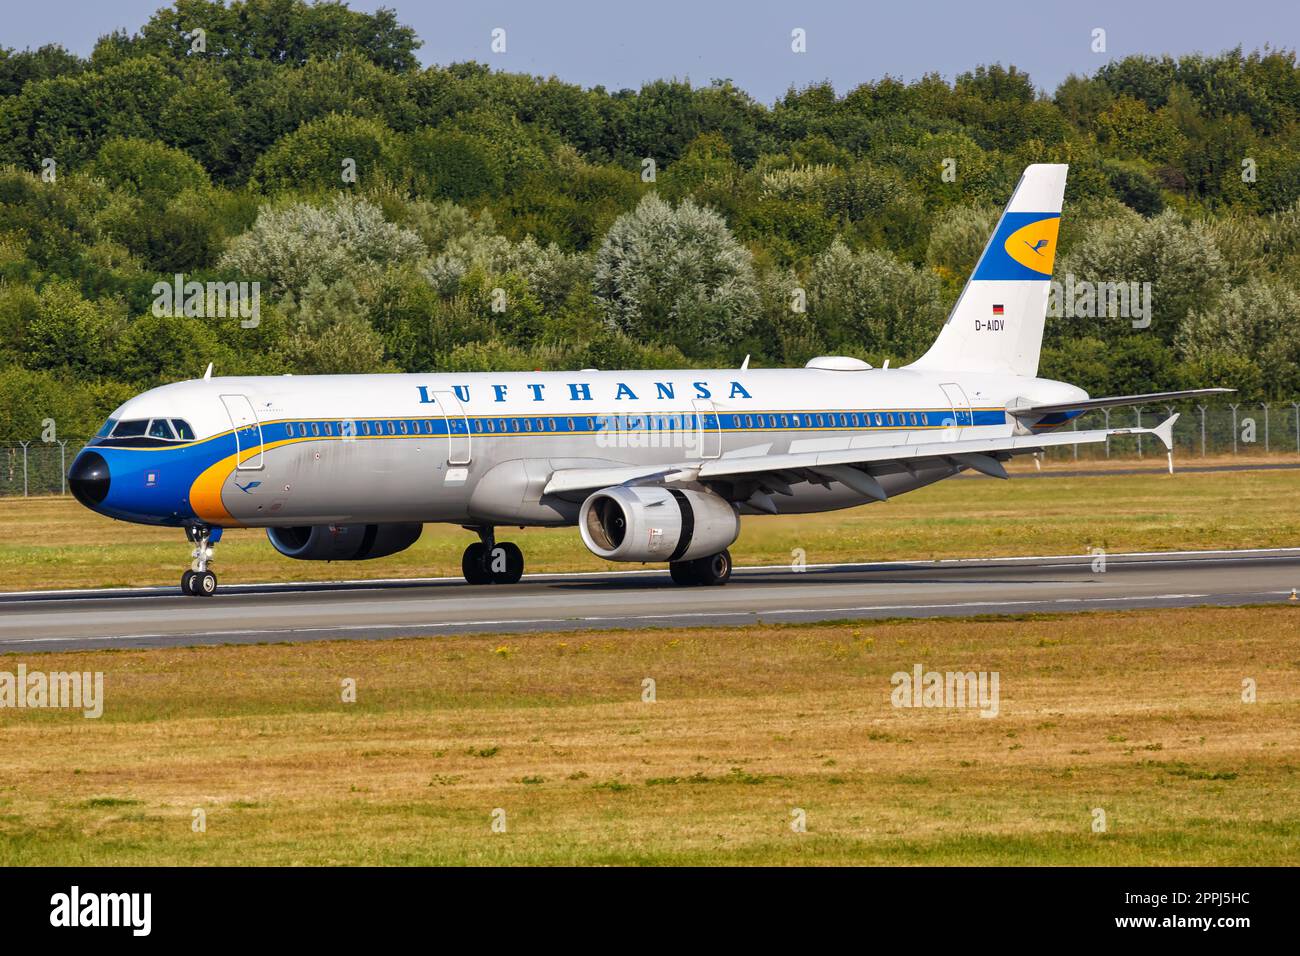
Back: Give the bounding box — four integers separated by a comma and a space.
267, 523, 423, 561
579, 486, 738, 563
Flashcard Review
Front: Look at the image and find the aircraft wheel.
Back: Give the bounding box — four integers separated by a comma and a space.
194, 570, 218, 597
181, 570, 196, 595
490, 542, 524, 584
692, 549, 732, 586
668, 561, 697, 586
462, 543, 493, 585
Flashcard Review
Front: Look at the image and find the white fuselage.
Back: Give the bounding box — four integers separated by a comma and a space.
85, 366, 1086, 530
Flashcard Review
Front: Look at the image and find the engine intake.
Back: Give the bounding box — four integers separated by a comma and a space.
267, 523, 423, 561
579, 486, 738, 563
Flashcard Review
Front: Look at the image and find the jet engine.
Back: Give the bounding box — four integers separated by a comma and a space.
579, 486, 738, 563
267, 523, 423, 561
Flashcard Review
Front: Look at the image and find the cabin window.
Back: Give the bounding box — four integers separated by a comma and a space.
779, 415, 788, 428
382, 421, 392, 435
285, 423, 295, 437
850, 414, 860, 427
911, 413, 921, 426
584, 417, 593, 430
309, 423, 319, 436
566, 418, 575, 431
524, 418, 533, 432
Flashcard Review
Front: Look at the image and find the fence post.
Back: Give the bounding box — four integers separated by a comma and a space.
1293, 402, 1300, 454
59, 439, 68, 495
18, 441, 29, 497
1135, 406, 1143, 458
1229, 403, 1240, 455
1102, 407, 1111, 458
1196, 405, 1206, 457
1261, 403, 1270, 453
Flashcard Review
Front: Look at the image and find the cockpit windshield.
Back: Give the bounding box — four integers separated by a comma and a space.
111, 419, 149, 438
96, 418, 197, 445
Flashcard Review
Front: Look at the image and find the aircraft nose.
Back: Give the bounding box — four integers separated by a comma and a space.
68, 450, 110, 507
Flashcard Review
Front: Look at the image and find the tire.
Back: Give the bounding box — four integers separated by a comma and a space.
462, 543, 493, 585
669, 561, 697, 586
181, 570, 196, 595
692, 549, 732, 586
491, 542, 524, 585
196, 570, 217, 597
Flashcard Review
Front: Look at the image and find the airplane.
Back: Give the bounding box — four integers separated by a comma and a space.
67, 164, 1231, 596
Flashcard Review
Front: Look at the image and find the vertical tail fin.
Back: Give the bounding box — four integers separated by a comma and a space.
909, 163, 1067, 377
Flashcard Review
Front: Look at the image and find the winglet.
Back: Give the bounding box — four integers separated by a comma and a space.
1153, 413, 1179, 452
203, 362, 213, 380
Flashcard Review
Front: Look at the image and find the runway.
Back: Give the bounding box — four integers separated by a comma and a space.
1, 548, 1298, 652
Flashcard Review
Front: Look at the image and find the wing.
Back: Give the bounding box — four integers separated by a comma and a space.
543, 414, 1181, 503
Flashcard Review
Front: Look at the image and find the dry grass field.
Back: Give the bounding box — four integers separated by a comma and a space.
0, 605, 1296, 865
2, 458, 1299, 591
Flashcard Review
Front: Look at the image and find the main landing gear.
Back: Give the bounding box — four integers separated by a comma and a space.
180, 523, 221, 597
461, 526, 524, 585
668, 549, 733, 586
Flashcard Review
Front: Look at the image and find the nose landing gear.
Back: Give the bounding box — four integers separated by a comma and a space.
181, 524, 221, 596
461, 526, 524, 585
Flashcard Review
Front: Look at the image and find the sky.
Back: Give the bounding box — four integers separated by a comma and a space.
3, 0, 1297, 102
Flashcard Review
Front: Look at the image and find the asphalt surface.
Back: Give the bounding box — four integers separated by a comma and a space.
1, 548, 1297, 652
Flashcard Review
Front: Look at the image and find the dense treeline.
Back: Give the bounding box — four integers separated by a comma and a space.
2, 0, 1299, 438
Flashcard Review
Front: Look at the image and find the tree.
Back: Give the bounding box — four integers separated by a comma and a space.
23, 281, 118, 373
592, 194, 758, 356
112, 312, 229, 386
252, 112, 399, 193
1178, 276, 1300, 398
276, 278, 390, 374
91, 137, 209, 201
402, 127, 504, 202
807, 239, 946, 359
219, 194, 425, 294
133, 0, 421, 72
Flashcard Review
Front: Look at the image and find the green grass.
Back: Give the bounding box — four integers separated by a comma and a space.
0, 606, 1296, 865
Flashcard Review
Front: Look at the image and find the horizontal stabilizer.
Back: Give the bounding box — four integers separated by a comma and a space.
1010, 388, 1233, 417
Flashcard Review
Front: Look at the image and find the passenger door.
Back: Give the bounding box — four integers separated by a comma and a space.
692, 398, 722, 459
939, 382, 972, 441
431, 389, 472, 466
220, 394, 264, 469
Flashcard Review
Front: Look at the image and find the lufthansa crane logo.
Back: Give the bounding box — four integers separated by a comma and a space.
1003, 217, 1059, 275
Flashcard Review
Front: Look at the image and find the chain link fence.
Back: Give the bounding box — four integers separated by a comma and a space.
1049, 400, 1300, 462
2, 401, 1298, 496
1, 440, 84, 497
